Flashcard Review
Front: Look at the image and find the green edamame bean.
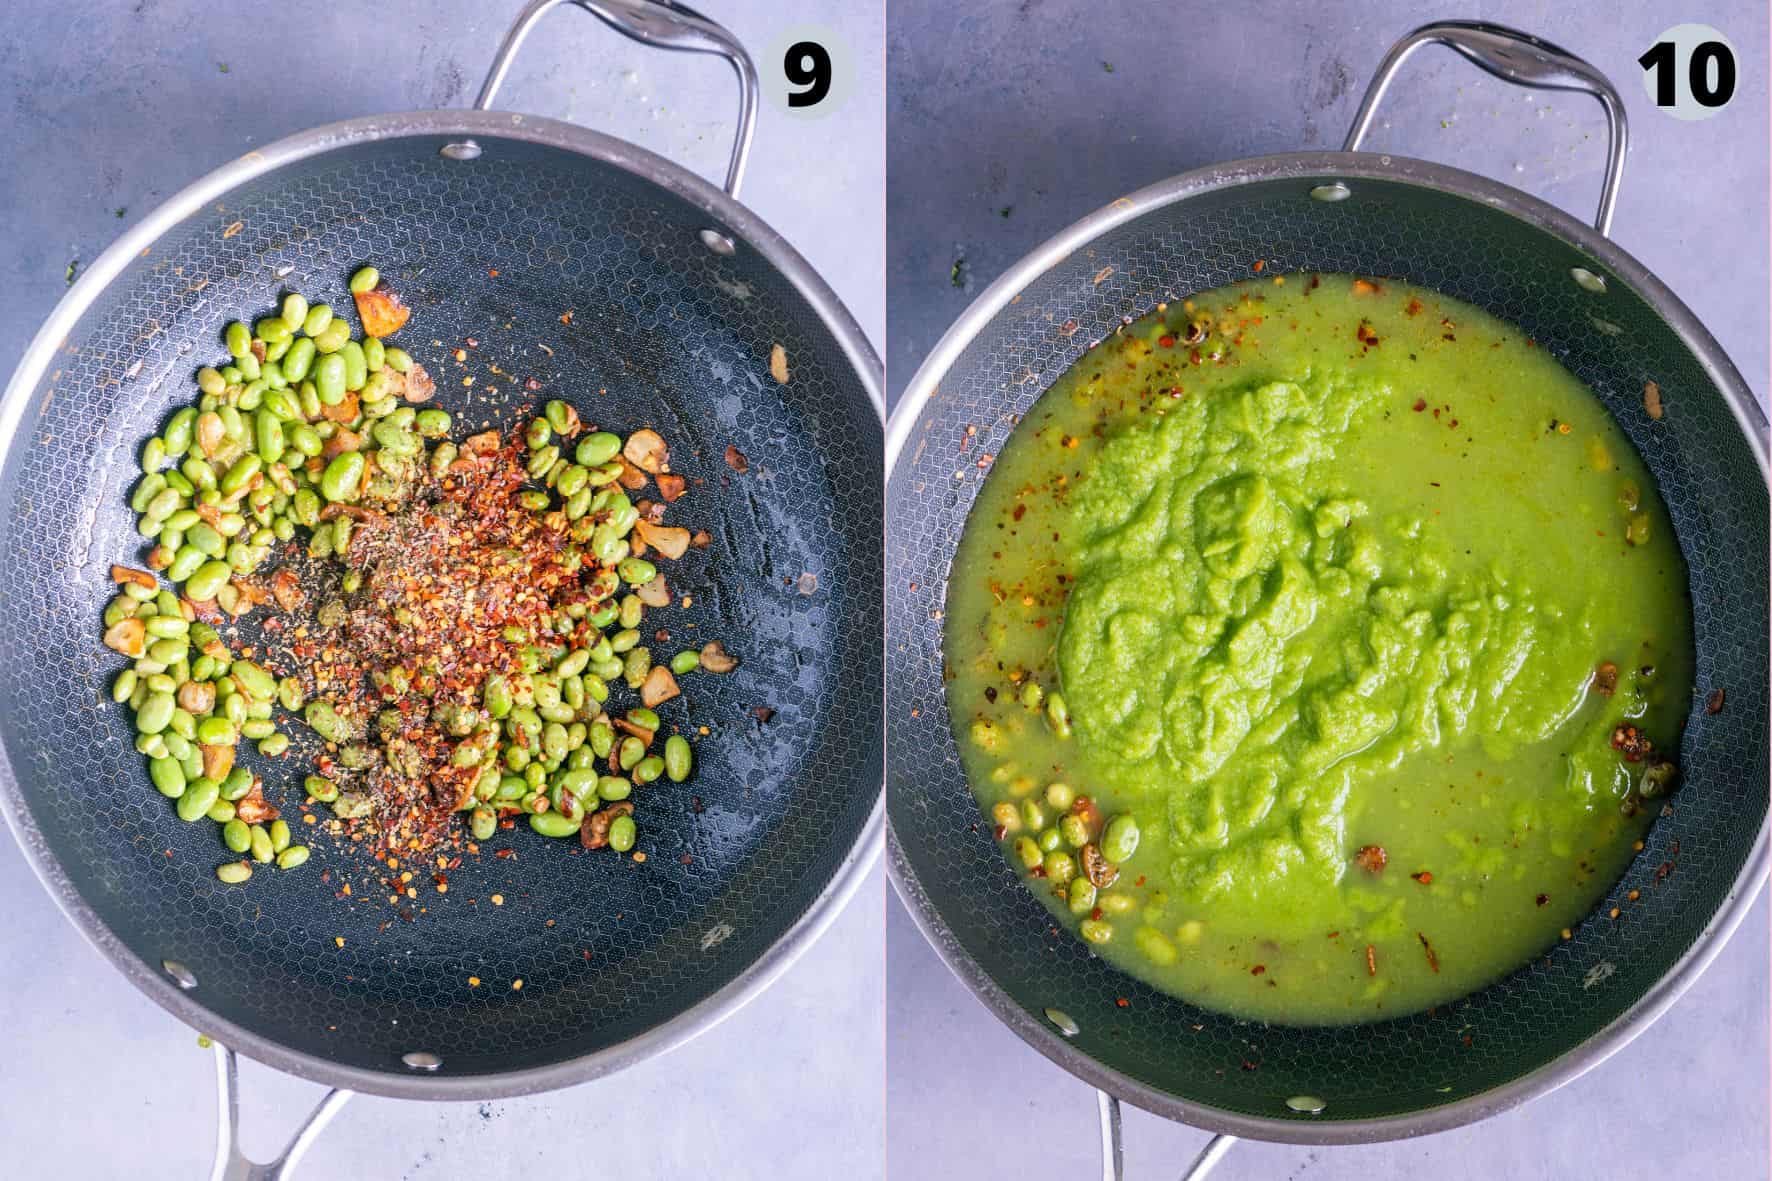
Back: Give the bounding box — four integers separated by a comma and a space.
176, 776, 220, 822
528, 811, 580, 838
276, 845, 310, 870
617, 557, 656, 586
255, 409, 284, 464
149, 755, 186, 797
269, 819, 291, 853
575, 432, 621, 466
1100, 814, 1140, 864
633, 755, 664, 784
222, 818, 251, 854
670, 650, 700, 675
664, 734, 692, 782
383, 346, 413, 373
1045, 690, 1072, 739
254, 316, 291, 345
607, 814, 636, 853
196, 367, 226, 397
304, 700, 352, 744
281, 336, 316, 382
349, 265, 379, 294
216, 861, 252, 884
288, 422, 322, 458
340, 340, 367, 390
415, 408, 451, 438
1058, 813, 1089, 849
280, 292, 309, 332
224, 321, 250, 357
362, 336, 385, 372
230, 659, 275, 701
313, 352, 347, 404
320, 451, 364, 502
195, 716, 236, 746
302, 303, 334, 337
545, 400, 576, 434
248, 824, 274, 863
137, 691, 176, 735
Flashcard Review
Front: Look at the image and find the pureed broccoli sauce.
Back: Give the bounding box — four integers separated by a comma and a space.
946, 274, 1692, 1023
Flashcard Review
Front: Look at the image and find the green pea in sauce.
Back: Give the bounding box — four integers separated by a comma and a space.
946, 275, 1692, 1024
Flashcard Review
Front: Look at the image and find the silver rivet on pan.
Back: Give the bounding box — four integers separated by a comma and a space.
162, 959, 198, 990
1570, 266, 1607, 294
1043, 1007, 1080, 1037
698, 228, 737, 256
1286, 1095, 1327, 1114
440, 140, 483, 161
402, 1051, 443, 1071
1309, 182, 1352, 203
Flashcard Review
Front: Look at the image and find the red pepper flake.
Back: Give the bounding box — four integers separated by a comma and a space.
1114, 997, 1129, 1008
1705, 688, 1726, 715
1365, 944, 1377, 976
1250, 964, 1266, 976
1411, 398, 1427, 412
1412, 871, 1433, 885
1354, 845, 1387, 873
723, 445, 749, 474
1404, 298, 1423, 316
1158, 334, 1175, 348
1252, 259, 1265, 273
1417, 932, 1440, 973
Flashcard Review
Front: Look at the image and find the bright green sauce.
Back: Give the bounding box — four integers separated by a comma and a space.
946, 275, 1693, 1024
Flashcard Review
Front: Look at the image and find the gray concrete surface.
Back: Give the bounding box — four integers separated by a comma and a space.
886, 3, 1769, 1178
0, 2, 883, 1178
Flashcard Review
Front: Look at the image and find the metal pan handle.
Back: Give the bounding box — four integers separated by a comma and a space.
1342, 20, 1628, 236
473, 0, 759, 200
208, 1042, 353, 1181
1096, 1092, 1238, 1181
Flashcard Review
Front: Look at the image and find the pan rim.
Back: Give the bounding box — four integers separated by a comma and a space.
0, 107, 884, 1100
884, 148, 1769, 1144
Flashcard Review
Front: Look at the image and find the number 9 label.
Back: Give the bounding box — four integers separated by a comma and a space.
765, 25, 854, 119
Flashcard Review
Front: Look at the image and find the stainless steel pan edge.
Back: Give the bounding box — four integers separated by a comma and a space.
0, 106, 885, 1102
884, 148, 1769, 1144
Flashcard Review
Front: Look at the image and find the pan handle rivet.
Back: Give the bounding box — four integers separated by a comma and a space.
441, 141, 483, 161
1570, 267, 1608, 294
698, 228, 736, 256
402, 1051, 443, 1071
1309, 182, 1352, 203
1285, 1095, 1327, 1114
1042, 1007, 1080, 1037
162, 959, 198, 990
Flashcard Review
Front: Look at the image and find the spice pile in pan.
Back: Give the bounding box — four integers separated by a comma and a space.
102, 265, 732, 884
